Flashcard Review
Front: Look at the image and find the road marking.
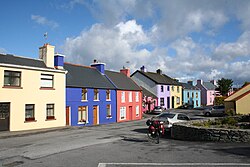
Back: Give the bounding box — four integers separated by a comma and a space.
98, 163, 250, 167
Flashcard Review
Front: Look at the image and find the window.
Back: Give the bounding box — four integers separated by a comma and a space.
46, 104, 55, 120
187, 92, 190, 98
196, 92, 198, 98
210, 92, 212, 96
167, 86, 170, 91
210, 98, 212, 103
106, 90, 111, 100
196, 100, 198, 106
160, 98, 164, 106
4, 70, 21, 87
192, 92, 194, 98
177, 97, 180, 104
136, 105, 140, 117
121, 92, 125, 103
78, 106, 88, 123
135, 92, 139, 102
94, 89, 99, 100
177, 114, 190, 121
129, 92, 132, 102
172, 86, 174, 91
25, 104, 35, 121
82, 88, 87, 101
177, 86, 179, 93
161, 85, 164, 92
106, 104, 111, 118
41, 74, 53, 88
120, 107, 126, 120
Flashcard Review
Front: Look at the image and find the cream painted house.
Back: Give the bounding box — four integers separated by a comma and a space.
0, 44, 66, 131
224, 83, 250, 115
170, 85, 182, 108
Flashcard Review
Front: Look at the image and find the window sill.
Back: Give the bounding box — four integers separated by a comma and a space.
106, 117, 112, 119
106, 99, 111, 101
24, 120, 37, 123
81, 100, 88, 102
46, 118, 56, 121
78, 121, 89, 125
40, 87, 55, 90
93, 100, 99, 101
3, 86, 23, 89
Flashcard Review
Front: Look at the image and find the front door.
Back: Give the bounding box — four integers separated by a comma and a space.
93, 106, 98, 125
129, 106, 132, 120
0, 103, 10, 131
167, 97, 170, 109
66, 106, 70, 126
172, 96, 175, 109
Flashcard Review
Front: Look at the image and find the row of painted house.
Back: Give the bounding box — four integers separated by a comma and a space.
0, 43, 217, 131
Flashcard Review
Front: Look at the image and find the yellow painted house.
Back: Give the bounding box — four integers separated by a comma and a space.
224, 83, 250, 115
0, 44, 66, 131
170, 85, 183, 108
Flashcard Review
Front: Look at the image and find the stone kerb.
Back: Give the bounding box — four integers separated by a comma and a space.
171, 119, 250, 142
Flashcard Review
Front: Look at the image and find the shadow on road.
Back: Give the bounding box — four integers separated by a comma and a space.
215, 147, 250, 158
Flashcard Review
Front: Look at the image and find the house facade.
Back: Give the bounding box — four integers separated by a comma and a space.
0, 44, 66, 131
131, 66, 182, 109
224, 83, 250, 115
65, 62, 117, 126
181, 81, 201, 108
105, 68, 142, 122
141, 86, 158, 113
196, 80, 216, 106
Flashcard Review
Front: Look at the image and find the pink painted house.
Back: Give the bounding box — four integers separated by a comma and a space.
105, 68, 142, 122
196, 80, 216, 106
141, 86, 158, 113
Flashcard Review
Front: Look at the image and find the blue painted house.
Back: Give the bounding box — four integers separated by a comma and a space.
65, 62, 117, 126
181, 81, 201, 108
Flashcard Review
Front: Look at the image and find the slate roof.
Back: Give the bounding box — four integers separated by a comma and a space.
180, 82, 200, 90
141, 86, 157, 99
105, 70, 141, 91
131, 70, 181, 86
203, 82, 216, 90
0, 53, 48, 69
64, 63, 116, 89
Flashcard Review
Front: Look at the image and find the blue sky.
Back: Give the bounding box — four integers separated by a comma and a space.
0, 0, 250, 85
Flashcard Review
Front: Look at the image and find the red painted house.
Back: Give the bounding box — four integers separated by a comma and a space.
105, 68, 142, 122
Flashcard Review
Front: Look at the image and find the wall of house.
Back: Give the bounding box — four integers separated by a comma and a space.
224, 101, 235, 113
236, 94, 250, 115
116, 90, 142, 122
0, 66, 66, 131
182, 90, 201, 108
156, 85, 170, 109
170, 85, 182, 108
196, 84, 207, 106
131, 73, 157, 95
66, 87, 116, 126
206, 90, 215, 106
142, 96, 157, 113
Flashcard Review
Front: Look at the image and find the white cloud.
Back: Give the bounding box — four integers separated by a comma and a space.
0, 47, 6, 54
31, 15, 59, 29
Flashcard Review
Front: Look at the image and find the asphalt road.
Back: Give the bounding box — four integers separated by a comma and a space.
0, 110, 249, 167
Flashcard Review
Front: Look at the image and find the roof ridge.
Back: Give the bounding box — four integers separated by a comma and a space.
0, 53, 43, 62
64, 62, 95, 69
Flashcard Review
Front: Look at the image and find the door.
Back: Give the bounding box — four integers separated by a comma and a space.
172, 96, 175, 109
129, 106, 132, 120
0, 103, 10, 131
93, 106, 98, 125
66, 106, 70, 126
167, 97, 170, 109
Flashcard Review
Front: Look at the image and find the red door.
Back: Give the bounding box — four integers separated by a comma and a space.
129, 106, 132, 120
66, 106, 70, 126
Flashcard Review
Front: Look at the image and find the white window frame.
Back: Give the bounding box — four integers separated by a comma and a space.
129, 92, 132, 102
78, 106, 88, 124
121, 92, 125, 103
136, 105, 139, 117
94, 89, 99, 101
120, 106, 126, 120
81, 88, 88, 101
106, 104, 112, 118
41, 74, 53, 88
135, 92, 139, 102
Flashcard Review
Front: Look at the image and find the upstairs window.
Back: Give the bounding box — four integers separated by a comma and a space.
94, 89, 99, 100
172, 86, 174, 91
129, 92, 132, 102
196, 92, 198, 98
41, 74, 53, 88
135, 92, 139, 102
121, 92, 125, 103
187, 92, 190, 98
167, 86, 170, 91
106, 90, 111, 100
161, 85, 164, 92
4, 70, 21, 87
177, 86, 180, 93
82, 88, 87, 101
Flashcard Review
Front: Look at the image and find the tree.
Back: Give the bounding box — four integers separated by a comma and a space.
217, 78, 233, 96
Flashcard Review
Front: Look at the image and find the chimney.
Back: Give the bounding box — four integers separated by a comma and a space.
140, 65, 147, 72
187, 81, 193, 86
197, 79, 203, 85
210, 80, 217, 86
156, 69, 162, 75
120, 66, 130, 77
90, 59, 106, 74
39, 43, 55, 68
54, 53, 65, 69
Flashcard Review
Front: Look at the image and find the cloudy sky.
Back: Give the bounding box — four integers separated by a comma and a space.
0, 0, 250, 85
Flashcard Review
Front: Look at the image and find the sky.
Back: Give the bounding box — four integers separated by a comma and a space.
0, 0, 250, 86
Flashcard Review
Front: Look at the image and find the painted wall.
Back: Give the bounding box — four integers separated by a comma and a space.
170, 85, 182, 108
236, 94, 250, 115
156, 85, 170, 109
66, 87, 116, 126
142, 96, 158, 113
182, 89, 201, 108
0, 66, 66, 131
206, 90, 215, 106
196, 84, 207, 106
116, 90, 142, 122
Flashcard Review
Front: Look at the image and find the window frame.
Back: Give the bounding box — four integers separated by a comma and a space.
120, 106, 126, 120
161, 85, 164, 92
135, 92, 139, 102
4, 70, 21, 87
46, 104, 55, 120
81, 88, 88, 101
94, 89, 99, 101
106, 104, 112, 118
129, 92, 132, 102
136, 105, 140, 117
121, 91, 125, 103
78, 106, 88, 123
40, 74, 54, 88
160, 98, 164, 106
106, 89, 111, 101
25, 104, 35, 122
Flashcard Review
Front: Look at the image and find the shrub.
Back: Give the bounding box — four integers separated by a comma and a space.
214, 96, 226, 105
225, 109, 236, 116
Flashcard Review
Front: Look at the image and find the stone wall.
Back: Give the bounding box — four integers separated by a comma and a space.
171, 120, 250, 142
